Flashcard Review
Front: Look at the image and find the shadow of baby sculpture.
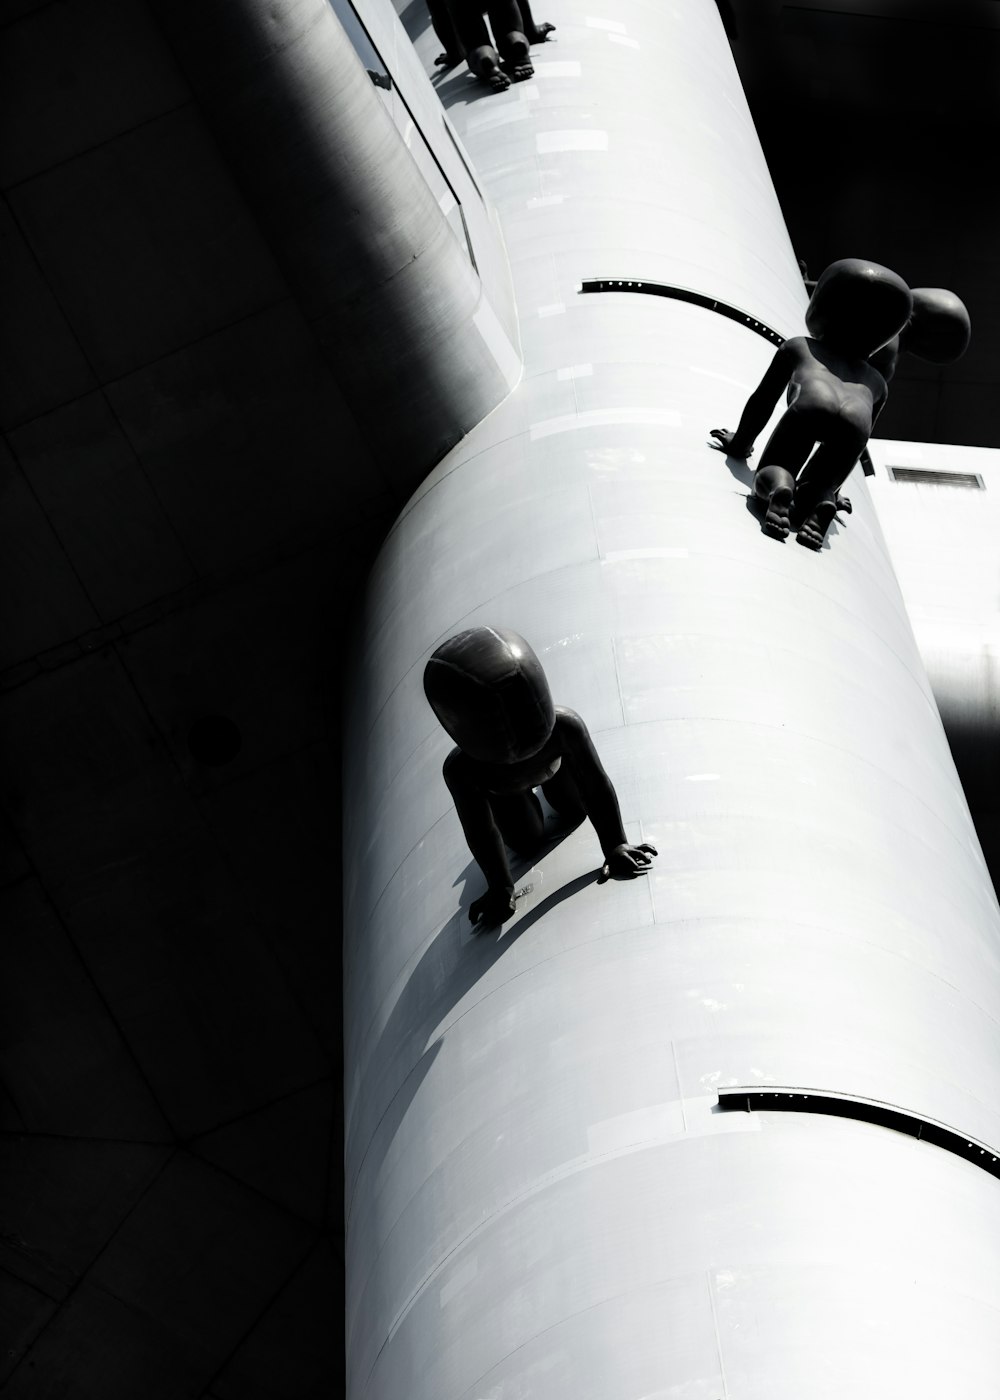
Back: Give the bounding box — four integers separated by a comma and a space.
711, 258, 913, 550
424, 627, 656, 926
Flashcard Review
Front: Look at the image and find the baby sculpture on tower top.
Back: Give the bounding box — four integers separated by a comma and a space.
711, 258, 913, 549
425, 627, 656, 926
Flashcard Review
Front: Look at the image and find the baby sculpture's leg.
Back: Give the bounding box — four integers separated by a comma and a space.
451, 2, 511, 88
467, 45, 511, 88
793, 422, 867, 550
754, 409, 819, 541
794, 486, 841, 551
753, 465, 796, 539
491, 789, 546, 856
488, 0, 534, 79
427, 0, 464, 65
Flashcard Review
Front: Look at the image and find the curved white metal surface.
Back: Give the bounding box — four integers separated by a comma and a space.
866, 437, 1000, 815
343, 1, 1000, 1394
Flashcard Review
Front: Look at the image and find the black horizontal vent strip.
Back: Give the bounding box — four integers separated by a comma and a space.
889, 467, 983, 489
579, 277, 877, 475
579, 278, 785, 345
718, 1089, 1000, 1180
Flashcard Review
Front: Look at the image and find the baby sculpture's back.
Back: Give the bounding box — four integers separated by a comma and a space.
710, 258, 912, 549
785, 336, 886, 431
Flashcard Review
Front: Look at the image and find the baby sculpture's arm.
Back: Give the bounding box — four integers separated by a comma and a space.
710, 340, 797, 459
557, 711, 657, 877
442, 749, 517, 923
518, 0, 555, 41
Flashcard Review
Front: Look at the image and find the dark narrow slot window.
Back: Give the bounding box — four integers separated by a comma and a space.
718, 1089, 1000, 1179
579, 278, 785, 345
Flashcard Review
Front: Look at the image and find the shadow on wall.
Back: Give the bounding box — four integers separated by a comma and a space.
345, 849, 598, 1214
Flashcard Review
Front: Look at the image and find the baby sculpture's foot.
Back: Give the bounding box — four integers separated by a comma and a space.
796, 498, 838, 550
469, 45, 511, 90
527, 20, 555, 41
501, 33, 534, 80
762, 485, 793, 540
434, 49, 462, 67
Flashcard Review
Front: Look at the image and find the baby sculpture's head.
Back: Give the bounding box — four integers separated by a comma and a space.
424, 627, 555, 765
805, 258, 912, 358
869, 286, 971, 383
902, 288, 971, 363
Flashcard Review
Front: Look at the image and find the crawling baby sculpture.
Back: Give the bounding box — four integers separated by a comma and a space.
711, 258, 912, 549
424, 627, 656, 925
443, 0, 551, 89
428, 0, 553, 70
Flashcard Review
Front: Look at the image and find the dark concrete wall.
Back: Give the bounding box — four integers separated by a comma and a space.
0, 0, 508, 1391
150, 0, 515, 489
0, 4, 360, 1391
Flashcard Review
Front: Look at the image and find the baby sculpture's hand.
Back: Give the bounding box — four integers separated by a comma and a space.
600, 842, 658, 881
470, 886, 517, 926
709, 428, 752, 458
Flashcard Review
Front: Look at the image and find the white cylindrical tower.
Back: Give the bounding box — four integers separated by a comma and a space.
344, 3, 1000, 1395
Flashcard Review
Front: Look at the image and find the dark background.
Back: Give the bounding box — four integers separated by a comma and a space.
727, 0, 1000, 448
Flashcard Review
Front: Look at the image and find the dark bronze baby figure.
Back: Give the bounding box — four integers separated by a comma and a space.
428, 0, 553, 71
424, 626, 656, 926
441, 1, 550, 89
711, 258, 913, 550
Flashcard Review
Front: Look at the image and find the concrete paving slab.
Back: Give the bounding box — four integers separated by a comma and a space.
210, 1239, 344, 1400
0, 1137, 170, 1299
49, 829, 331, 1140
0, 200, 96, 430
191, 1080, 334, 1226
9, 106, 286, 382
9, 391, 196, 621
0, 879, 170, 1139
0, 649, 194, 884
116, 552, 334, 791
0, 1271, 57, 1385
0, 0, 190, 187
86, 1152, 315, 1370
200, 747, 340, 1060
0, 435, 99, 671
106, 301, 382, 573
2, 1280, 210, 1399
